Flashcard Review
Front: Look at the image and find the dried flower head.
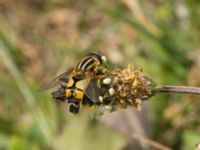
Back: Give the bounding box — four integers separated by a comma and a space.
111, 64, 155, 110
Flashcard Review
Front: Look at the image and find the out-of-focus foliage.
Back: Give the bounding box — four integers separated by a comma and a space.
0, 0, 200, 149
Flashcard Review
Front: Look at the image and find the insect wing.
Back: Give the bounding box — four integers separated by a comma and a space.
84, 77, 100, 103
38, 69, 72, 92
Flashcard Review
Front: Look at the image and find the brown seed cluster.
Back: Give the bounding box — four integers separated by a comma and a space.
111, 64, 155, 110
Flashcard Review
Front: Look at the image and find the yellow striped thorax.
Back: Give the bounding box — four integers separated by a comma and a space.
76, 52, 107, 72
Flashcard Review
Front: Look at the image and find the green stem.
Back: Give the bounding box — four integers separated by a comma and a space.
0, 40, 53, 144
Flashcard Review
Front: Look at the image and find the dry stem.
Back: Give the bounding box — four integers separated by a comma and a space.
155, 85, 200, 95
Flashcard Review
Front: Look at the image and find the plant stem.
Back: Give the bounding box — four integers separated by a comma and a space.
0, 40, 53, 144
155, 85, 200, 95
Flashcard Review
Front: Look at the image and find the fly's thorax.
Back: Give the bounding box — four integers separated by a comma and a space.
76, 52, 107, 72
76, 56, 97, 71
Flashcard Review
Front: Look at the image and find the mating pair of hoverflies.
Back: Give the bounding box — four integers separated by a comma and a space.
41, 52, 116, 114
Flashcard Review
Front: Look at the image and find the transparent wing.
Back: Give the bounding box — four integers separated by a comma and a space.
84, 77, 100, 103
38, 68, 73, 92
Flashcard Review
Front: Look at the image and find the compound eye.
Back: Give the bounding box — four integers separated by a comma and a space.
73, 90, 84, 100
66, 89, 71, 97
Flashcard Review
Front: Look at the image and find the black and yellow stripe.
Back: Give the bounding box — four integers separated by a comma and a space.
77, 52, 103, 71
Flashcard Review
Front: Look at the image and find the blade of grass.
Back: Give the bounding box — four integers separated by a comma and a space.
0, 41, 53, 144
132, 133, 172, 150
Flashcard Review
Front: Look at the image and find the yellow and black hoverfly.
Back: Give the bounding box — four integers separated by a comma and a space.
41, 52, 115, 114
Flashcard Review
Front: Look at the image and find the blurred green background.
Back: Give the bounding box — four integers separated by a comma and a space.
0, 0, 200, 150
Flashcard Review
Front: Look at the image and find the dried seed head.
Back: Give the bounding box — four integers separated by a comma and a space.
112, 64, 155, 110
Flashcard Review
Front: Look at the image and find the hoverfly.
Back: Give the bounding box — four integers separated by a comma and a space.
41, 52, 115, 114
